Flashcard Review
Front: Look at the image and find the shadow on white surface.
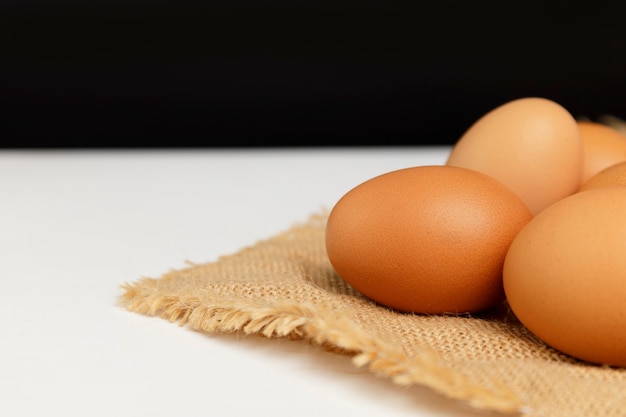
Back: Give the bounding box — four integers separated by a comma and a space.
1, 148, 508, 417
194, 327, 509, 417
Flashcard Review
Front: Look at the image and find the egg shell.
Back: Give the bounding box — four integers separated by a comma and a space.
578, 120, 626, 185
446, 97, 583, 215
579, 161, 626, 191
325, 165, 533, 314
503, 187, 626, 367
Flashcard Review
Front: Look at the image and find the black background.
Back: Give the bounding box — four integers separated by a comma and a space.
2, 0, 625, 148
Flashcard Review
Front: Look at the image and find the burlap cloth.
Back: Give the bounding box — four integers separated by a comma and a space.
119, 212, 626, 417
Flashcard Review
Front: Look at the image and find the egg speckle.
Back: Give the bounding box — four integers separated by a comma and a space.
325, 165, 532, 314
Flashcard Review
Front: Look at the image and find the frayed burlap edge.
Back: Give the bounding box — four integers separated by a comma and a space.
117, 117, 626, 416
119, 275, 521, 414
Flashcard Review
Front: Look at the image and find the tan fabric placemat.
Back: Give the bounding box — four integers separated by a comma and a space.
119, 212, 626, 417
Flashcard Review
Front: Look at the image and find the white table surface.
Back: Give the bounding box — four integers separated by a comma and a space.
0, 147, 500, 417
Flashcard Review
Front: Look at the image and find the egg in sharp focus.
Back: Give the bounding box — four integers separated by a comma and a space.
446, 97, 583, 216
325, 165, 533, 314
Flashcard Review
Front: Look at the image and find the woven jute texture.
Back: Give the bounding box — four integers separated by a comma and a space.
119, 212, 626, 417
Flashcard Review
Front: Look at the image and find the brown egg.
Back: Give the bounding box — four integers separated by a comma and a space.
446, 97, 583, 215
503, 187, 626, 367
578, 120, 626, 185
579, 161, 626, 191
325, 165, 532, 314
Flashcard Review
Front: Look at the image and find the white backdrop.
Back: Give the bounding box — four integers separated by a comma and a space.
0, 147, 500, 417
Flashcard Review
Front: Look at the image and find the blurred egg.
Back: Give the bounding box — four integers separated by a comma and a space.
578, 120, 626, 185
325, 165, 532, 314
598, 114, 626, 136
579, 161, 626, 191
503, 187, 626, 367
446, 97, 583, 215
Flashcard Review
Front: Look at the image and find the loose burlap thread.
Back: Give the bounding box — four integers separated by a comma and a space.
119, 212, 626, 417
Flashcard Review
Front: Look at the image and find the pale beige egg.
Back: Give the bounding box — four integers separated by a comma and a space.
446, 97, 583, 215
